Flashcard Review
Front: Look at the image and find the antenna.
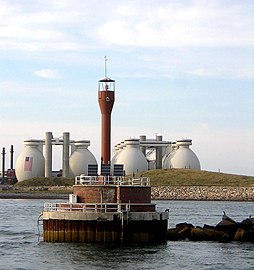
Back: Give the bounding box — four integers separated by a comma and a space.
104, 56, 108, 77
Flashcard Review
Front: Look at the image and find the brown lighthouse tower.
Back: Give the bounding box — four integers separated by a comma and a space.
98, 57, 115, 166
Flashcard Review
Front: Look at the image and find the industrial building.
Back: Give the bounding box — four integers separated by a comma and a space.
15, 134, 97, 182
15, 132, 200, 182
14, 59, 200, 182
112, 136, 200, 175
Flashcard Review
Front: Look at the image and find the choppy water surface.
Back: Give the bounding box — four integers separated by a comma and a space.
0, 199, 253, 270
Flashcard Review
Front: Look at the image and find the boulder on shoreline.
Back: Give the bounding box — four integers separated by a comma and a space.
167, 214, 254, 243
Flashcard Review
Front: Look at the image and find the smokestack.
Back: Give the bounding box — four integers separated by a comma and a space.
2, 147, 5, 184
10, 145, 14, 170
98, 57, 115, 165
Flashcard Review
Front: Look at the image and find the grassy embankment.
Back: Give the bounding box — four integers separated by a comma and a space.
8, 169, 254, 188
0, 177, 74, 195
135, 169, 254, 187
15, 177, 74, 187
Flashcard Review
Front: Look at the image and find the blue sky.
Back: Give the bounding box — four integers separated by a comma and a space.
0, 0, 253, 176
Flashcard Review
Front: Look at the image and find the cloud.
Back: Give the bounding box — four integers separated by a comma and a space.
185, 67, 254, 79
97, 1, 254, 47
34, 69, 61, 79
186, 68, 216, 77
1, 102, 14, 108
0, 0, 92, 51
0, 1, 253, 53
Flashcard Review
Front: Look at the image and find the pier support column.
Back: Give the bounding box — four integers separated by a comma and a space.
156, 135, 162, 169
62, 132, 70, 178
139, 135, 146, 156
45, 132, 53, 178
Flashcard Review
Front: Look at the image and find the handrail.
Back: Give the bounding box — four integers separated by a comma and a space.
75, 175, 150, 186
44, 202, 130, 213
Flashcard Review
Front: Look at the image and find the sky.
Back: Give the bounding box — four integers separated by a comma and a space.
0, 0, 253, 176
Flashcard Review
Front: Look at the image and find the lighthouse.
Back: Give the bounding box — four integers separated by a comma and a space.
42, 61, 169, 244
98, 57, 115, 166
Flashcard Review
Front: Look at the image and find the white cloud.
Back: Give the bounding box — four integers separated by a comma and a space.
0, 0, 93, 51
34, 69, 61, 79
186, 68, 216, 77
2, 102, 14, 108
185, 67, 254, 79
0, 1, 253, 52
235, 68, 254, 80
97, 1, 254, 47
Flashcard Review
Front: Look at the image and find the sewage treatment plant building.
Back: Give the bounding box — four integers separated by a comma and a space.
13, 62, 200, 243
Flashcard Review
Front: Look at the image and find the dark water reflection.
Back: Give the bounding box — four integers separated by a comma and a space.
0, 199, 253, 270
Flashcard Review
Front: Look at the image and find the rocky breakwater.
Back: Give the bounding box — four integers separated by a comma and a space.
167, 213, 254, 243
151, 186, 254, 201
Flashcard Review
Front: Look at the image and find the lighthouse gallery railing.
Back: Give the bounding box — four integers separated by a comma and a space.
44, 202, 130, 213
75, 175, 150, 186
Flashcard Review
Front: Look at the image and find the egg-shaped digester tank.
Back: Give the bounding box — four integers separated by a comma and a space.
162, 142, 177, 169
169, 139, 201, 170
15, 140, 45, 182
69, 140, 97, 177
111, 142, 125, 169
115, 139, 148, 175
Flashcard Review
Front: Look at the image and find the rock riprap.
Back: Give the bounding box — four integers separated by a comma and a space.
152, 186, 254, 201
167, 213, 254, 242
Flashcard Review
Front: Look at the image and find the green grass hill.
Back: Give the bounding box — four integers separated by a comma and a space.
135, 169, 254, 187
13, 169, 254, 187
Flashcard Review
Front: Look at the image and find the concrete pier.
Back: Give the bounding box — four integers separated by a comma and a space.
42, 176, 169, 243
139, 135, 146, 156
45, 132, 53, 178
62, 132, 70, 178
43, 211, 168, 243
156, 135, 162, 169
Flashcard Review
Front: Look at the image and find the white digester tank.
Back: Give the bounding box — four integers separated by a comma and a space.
115, 139, 148, 175
162, 142, 178, 169
69, 140, 97, 177
15, 140, 45, 182
169, 139, 201, 169
111, 142, 125, 170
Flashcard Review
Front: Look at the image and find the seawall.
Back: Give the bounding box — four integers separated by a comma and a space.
1, 186, 254, 201
151, 186, 254, 201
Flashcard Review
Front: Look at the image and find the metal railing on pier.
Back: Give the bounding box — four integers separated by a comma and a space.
44, 202, 130, 213
75, 175, 150, 186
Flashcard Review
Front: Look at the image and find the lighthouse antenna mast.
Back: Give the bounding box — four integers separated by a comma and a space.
104, 56, 108, 77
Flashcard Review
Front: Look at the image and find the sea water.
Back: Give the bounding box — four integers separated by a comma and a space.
0, 199, 253, 270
